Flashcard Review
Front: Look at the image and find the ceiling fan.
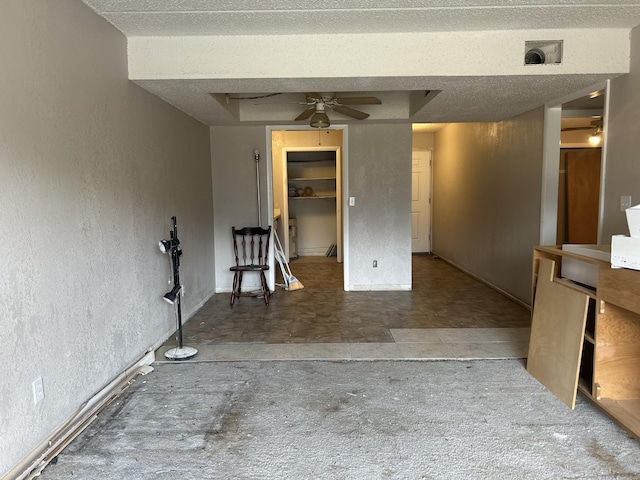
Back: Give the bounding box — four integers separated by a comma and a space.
561, 117, 604, 145
295, 92, 382, 128
561, 117, 603, 132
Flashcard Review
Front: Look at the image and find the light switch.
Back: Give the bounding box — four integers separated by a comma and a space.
621, 195, 632, 211
349, 197, 356, 207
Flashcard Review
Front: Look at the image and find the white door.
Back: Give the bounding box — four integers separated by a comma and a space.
411, 150, 432, 253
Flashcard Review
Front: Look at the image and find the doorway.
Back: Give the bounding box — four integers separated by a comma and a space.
557, 87, 606, 244
540, 81, 608, 246
282, 147, 343, 261
268, 128, 346, 288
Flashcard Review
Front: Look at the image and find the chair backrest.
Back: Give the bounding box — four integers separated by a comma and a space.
232, 226, 271, 267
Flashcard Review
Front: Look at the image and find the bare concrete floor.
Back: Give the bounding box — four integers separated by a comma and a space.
40, 360, 640, 480
158, 255, 532, 361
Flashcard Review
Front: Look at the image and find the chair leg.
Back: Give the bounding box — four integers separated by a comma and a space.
230, 271, 243, 307
260, 271, 270, 305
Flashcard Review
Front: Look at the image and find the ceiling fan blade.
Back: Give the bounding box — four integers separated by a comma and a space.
561, 126, 595, 131
295, 107, 316, 121
332, 105, 370, 120
305, 92, 324, 101
334, 96, 382, 105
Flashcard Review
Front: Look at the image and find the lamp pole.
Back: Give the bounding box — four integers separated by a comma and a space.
162, 216, 197, 360
254, 148, 262, 226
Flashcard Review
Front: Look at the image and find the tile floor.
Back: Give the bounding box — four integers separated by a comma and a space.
157, 254, 532, 362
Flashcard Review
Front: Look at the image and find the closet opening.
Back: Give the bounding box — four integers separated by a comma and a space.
270, 129, 345, 290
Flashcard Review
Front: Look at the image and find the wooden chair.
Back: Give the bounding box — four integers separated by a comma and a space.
229, 226, 271, 307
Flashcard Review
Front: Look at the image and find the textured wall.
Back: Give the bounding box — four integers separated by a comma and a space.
603, 24, 640, 239
0, 1, 214, 475
347, 124, 413, 290
211, 126, 268, 293
432, 109, 545, 304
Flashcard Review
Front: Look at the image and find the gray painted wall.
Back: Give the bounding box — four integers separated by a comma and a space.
603, 24, 640, 239
348, 124, 413, 290
432, 109, 545, 304
211, 126, 269, 293
0, 1, 214, 475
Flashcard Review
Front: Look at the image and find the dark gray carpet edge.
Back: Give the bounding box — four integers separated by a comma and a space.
41, 359, 640, 480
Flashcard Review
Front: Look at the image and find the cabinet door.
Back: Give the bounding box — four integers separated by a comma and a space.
527, 258, 589, 409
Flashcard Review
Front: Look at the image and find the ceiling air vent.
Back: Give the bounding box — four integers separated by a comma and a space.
524, 40, 563, 65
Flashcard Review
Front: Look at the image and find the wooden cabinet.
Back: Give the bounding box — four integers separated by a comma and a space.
528, 246, 640, 439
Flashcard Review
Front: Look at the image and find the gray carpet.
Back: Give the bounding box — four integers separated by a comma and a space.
41, 360, 640, 479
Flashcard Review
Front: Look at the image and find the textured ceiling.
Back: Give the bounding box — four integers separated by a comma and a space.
82, 1, 640, 126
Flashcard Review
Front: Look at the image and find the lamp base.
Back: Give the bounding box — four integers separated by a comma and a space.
164, 346, 198, 361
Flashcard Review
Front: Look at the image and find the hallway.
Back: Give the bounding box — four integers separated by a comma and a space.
157, 255, 531, 361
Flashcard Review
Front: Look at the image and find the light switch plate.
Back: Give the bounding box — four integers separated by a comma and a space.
621, 195, 632, 211
32, 377, 44, 404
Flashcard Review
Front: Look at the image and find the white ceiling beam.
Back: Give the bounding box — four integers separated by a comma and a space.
128, 29, 630, 81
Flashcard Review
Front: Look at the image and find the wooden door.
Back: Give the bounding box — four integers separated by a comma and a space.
411, 150, 432, 253
561, 149, 601, 244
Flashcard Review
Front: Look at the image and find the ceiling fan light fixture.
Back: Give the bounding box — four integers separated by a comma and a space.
310, 111, 330, 128
588, 133, 602, 146
588, 127, 603, 146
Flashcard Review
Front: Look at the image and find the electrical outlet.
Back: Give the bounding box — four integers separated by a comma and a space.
32, 377, 44, 405
373, 260, 378, 268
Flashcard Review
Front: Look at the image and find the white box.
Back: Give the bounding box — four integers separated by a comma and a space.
626, 204, 640, 238
611, 235, 640, 271
561, 244, 611, 288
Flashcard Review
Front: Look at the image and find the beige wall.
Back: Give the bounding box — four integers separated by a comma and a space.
413, 131, 435, 150
0, 1, 214, 475
432, 109, 545, 304
602, 24, 640, 239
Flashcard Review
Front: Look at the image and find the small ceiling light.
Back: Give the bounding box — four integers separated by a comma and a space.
588, 127, 603, 146
310, 102, 330, 128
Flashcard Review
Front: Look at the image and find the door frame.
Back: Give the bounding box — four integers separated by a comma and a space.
540, 80, 609, 245
265, 125, 350, 290
280, 145, 343, 262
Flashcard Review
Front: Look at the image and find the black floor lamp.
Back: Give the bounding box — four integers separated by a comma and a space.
159, 216, 197, 360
